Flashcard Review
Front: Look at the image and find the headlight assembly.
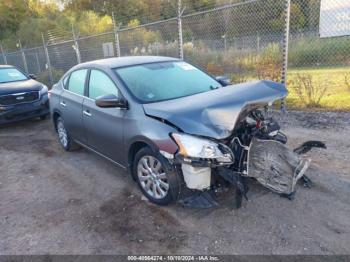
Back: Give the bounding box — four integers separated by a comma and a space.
40, 85, 48, 96
171, 133, 233, 163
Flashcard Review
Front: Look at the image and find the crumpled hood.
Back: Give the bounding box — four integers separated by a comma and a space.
0, 79, 43, 96
143, 80, 288, 139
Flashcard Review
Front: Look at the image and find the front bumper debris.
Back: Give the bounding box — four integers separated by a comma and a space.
181, 164, 211, 190
246, 138, 311, 196
179, 191, 219, 209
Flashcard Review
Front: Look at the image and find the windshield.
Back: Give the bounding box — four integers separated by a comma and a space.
0, 68, 28, 83
114, 61, 222, 103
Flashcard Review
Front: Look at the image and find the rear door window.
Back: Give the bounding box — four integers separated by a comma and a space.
67, 69, 87, 96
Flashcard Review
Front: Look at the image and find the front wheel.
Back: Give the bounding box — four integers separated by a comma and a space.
133, 147, 181, 205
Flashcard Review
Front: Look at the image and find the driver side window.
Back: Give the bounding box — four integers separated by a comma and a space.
88, 69, 119, 99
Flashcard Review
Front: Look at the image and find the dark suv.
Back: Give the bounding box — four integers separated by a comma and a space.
50, 56, 315, 208
0, 65, 49, 125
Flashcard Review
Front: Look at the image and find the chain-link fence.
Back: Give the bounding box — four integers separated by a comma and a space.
286, 0, 350, 110
182, 0, 287, 83
0, 0, 349, 110
289, 0, 349, 66
78, 32, 115, 63
119, 18, 180, 58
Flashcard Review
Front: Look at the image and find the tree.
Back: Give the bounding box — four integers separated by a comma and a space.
0, 0, 29, 39
73, 11, 113, 36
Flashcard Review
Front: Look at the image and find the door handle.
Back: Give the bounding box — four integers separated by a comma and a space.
60, 101, 66, 107
83, 110, 92, 117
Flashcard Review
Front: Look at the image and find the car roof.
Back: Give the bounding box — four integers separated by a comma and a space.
0, 65, 15, 69
74, 56, 180, 70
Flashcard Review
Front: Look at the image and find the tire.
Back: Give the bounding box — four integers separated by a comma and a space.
55, 116, 80, 151
40, 114, 48, 120
133, 147, 181, 205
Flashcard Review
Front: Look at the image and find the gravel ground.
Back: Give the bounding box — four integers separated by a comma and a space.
0, 110, 349, 255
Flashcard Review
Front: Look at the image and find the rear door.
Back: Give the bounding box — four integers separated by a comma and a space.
59, 69, 88, 143
82, 69, 125, 165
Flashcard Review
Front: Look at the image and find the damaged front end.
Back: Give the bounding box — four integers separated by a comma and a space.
169, 108, 326, 209
145, 80, 326, 208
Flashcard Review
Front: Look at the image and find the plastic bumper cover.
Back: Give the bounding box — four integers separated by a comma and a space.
0, 94, 49, 124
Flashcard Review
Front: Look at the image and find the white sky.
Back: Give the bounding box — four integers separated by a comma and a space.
321, 0, 350, 11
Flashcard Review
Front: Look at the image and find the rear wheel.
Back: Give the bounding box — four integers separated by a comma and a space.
133, 147, 180, 205
56, 117, 79, 151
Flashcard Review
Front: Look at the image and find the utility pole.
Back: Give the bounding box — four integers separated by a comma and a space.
281, 0, 291, 112
0, 44, 7, 64
18, 39, 29, 74
42, 33, 53, 85
112, 12, 121, 57
177, 0, 184, 60
35, 51, 41, 73
72, 24, 81, 64
222, 35, 227, 52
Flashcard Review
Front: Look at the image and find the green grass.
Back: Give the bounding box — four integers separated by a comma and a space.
233, 66, 350, 111
285, 67, 350, 111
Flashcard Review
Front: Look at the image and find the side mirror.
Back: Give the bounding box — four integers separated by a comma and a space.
215, 76, 231, 86
95, 94, 128, 109
29, 74, 37, 80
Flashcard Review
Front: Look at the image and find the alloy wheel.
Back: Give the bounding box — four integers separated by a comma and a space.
137, 155, 169, 199
57, 120, 68, 148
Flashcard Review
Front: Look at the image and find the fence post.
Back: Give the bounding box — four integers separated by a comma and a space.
0, 44, 7, 64
177, 0, 184, 60
112, 12, 121, 57
19, 40, 29, 74
72, 24, 81, 64
281, 0, 291, 112
222, 35, 227, 52
35, 50, 41, 73
42, 33, 53, 85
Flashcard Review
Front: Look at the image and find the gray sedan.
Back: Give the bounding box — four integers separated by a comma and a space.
50, 56, 318, 208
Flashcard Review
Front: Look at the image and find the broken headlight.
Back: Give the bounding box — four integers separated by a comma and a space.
171, 133, 233, 163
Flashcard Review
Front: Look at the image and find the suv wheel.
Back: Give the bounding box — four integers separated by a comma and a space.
56, 117, 79, 151
40, 114, 48, 120
133, 147, 180, 205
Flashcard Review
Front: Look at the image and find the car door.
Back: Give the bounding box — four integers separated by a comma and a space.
59, 69, 88, 143
82, 69, 125, 165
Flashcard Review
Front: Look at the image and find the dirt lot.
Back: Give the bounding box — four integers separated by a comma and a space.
0, 110, 350, 255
